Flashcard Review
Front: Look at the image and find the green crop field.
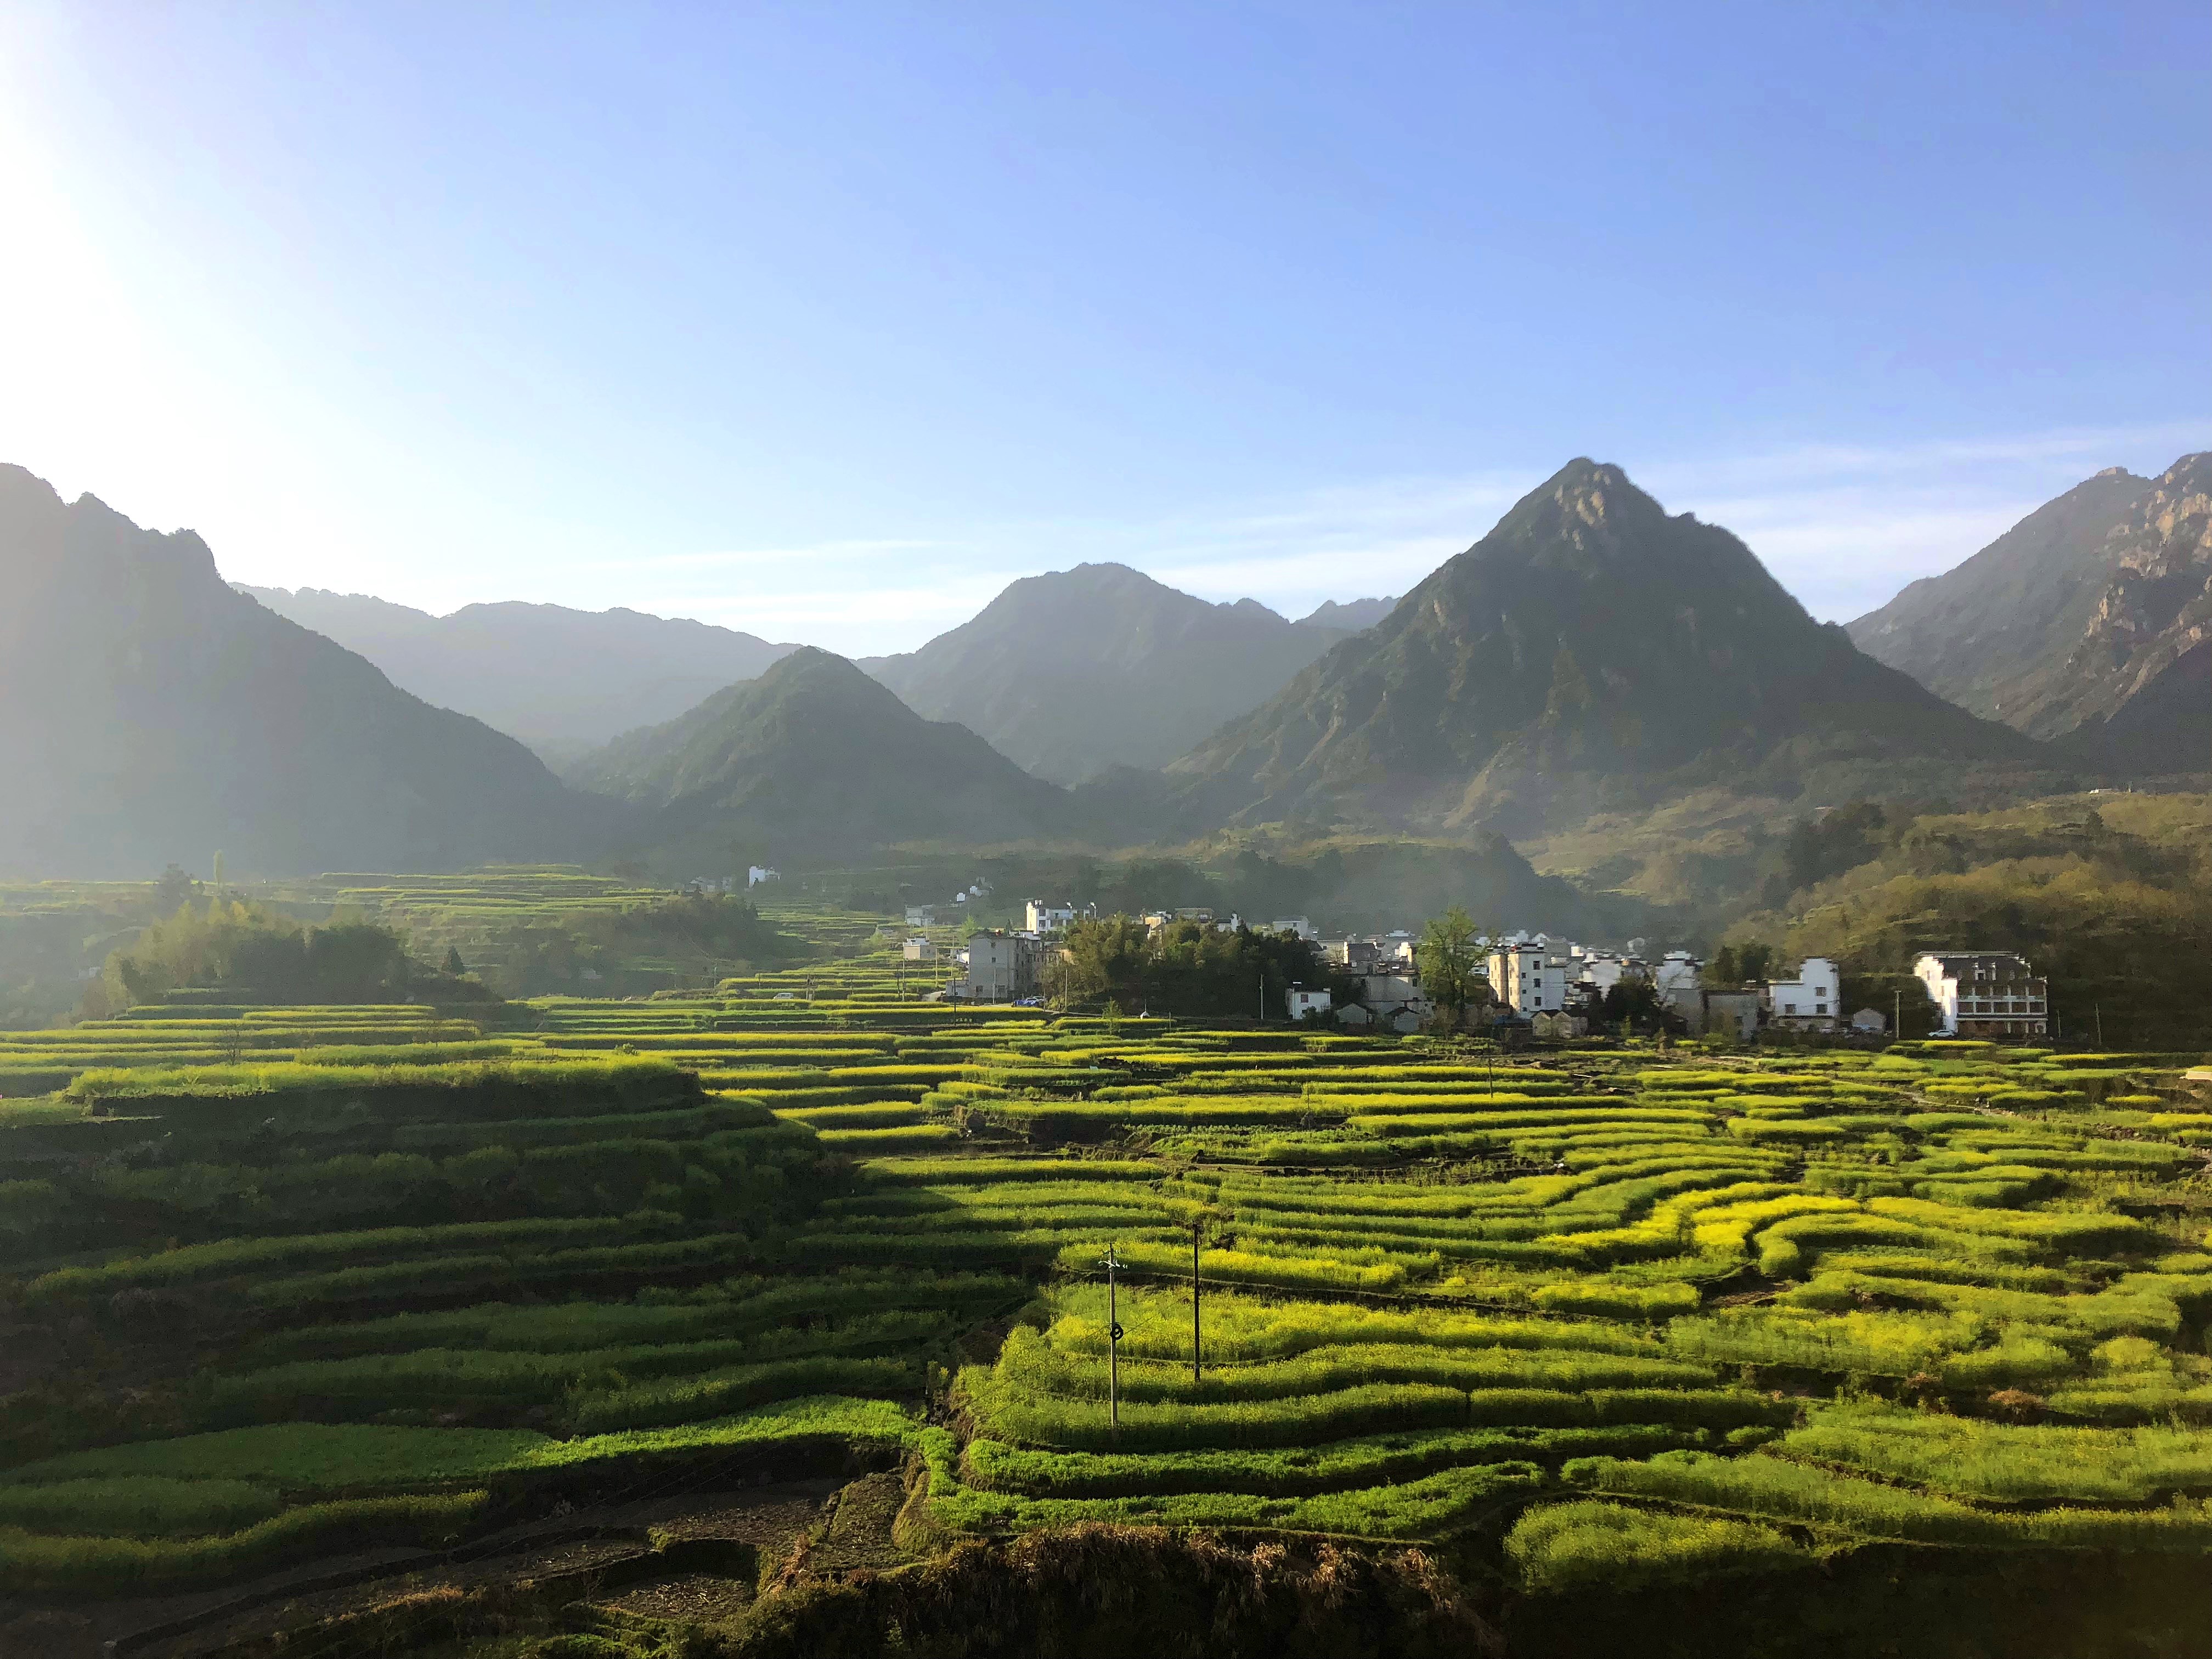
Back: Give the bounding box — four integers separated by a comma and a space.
3, 910, 2211, 1652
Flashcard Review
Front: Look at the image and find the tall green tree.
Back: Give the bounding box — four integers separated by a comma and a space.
1046, 914, 1152, 1011
1415, 906, 1488, 1029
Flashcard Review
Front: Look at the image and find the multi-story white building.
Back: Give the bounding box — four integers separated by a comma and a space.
958, 931, 1041, 1001
1487, 941, 1567, 1017
1914, 952, 2049, 1038
1267, 917, 1317, 940
1024, 899, 1077, 934
1763, 957, 1841, 1030
1286, 986, 1333, 1020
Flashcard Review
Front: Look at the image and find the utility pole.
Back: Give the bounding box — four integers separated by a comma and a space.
1893, 988, 1900, 1038
2096, 1004, 2104, 1048
1258, 970, 1266, 1023
1101, 1242, 1126, 1432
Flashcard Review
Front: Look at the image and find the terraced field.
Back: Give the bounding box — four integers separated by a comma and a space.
2, 961, 2209, 1651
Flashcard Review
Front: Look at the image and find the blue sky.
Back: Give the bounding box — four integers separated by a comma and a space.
3, 2, 2205, 654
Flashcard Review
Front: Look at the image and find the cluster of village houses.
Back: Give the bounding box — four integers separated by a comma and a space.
898, 899, 2049, 1042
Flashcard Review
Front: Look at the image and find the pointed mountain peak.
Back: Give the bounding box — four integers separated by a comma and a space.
1547, 455, 1631, 492
1529, 457, 1666, 531
763, 642, 851, 678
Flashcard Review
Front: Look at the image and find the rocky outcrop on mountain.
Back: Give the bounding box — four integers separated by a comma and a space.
1847, 466, 2152, 732
2046, 454, 2212, 771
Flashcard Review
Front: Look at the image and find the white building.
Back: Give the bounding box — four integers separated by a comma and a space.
1914, 952, 2049, 1038
1358, 973, 1429, 1025
902, 936, 937, 962
1575, 951, 1632, 995
746, 866, 779, 888
1488, 942, 1566, 1017
1763, 957, 1841, 1030
1267, 917, 1317, 941
958, 930, 1041, 1002
1287, 986, 1333, 1020
904, 905, 938, 927
1024, 899, 1077, 934
1651, 950, 1705, 1026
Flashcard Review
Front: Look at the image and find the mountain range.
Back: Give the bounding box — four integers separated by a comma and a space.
242, 587, 797, 760
860, 564, 1379, 784
0, 466, 603, 878
6, 446, 2202, 884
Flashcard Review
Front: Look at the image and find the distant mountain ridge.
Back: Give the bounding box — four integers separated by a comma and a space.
1297, 595, 1399, 631
1845, 466, 2153, 735
1158, 459, 2051, 835
567, 647, 1071, 863
1849, 450, 2209, 772
242, 586, 797, 759
0, 465, 606, 878
861, 563, 1358, 785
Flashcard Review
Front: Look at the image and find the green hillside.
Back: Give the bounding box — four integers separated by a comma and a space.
566, 647, 1075, 865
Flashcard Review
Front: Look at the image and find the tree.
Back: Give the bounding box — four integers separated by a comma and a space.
1415, 907, 1488, 1029
1044, 915, 1352, 1018
444, 946, 469, 977
100, 901, 492, 1009
1047, 914, 1153, 1011
151, 864, 199, 916
1707, 942, 1774, 986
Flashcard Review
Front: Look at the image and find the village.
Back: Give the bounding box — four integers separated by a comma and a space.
888, 894, 2052, 1043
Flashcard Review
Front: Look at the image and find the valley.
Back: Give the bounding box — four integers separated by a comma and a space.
2, 450, 2208, 1656
3, 900, 2210, 1656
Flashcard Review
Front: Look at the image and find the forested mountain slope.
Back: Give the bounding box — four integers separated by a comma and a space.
567, 647, 1072, 862
0, 465, 606, 878
862, 563, 1351, 784
1160, 459, 2050, 836
244, 586, 795, 759
1846, 466, 2152, 731
2041, 453, 2212, 772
